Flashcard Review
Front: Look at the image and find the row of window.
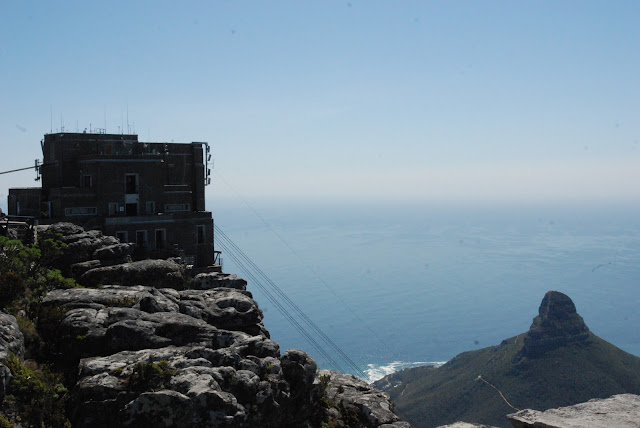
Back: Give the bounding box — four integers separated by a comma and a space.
115, 225, 208, 247
80, 174, 137, 192
80, 174, 191, 194
65, 203, 190, 217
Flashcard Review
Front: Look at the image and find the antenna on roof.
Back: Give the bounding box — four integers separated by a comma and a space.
50, 106, 53, 133
126, 104, 130, 134
104, 105, 107, 132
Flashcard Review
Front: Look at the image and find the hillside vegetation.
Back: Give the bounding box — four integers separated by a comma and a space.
375, 291, 640, 428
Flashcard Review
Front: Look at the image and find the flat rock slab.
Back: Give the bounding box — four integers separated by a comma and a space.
437, 424, 499, 428
508, 394, 640, 428
80, 259, 185, 289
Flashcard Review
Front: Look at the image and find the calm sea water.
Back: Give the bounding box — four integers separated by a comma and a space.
210, 199, 640, 382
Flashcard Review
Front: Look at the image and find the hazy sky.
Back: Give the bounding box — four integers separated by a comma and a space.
1, 1, 639, 207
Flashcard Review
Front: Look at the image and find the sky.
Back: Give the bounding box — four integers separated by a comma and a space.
1, 1, 639, 207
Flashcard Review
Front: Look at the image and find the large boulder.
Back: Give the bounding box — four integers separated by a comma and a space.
317, 370, 411, 428
40, 286, 270, 362
508, 394, 640, 428
190, 272, 247, 291
80, 259, 186, 289
69, 341, 303, 427
179, 289, 265, 335
39, 223, 134, 275
0, 311, 25, 401
0, 311, 25, 360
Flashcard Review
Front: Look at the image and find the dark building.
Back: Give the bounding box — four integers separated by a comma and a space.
8, 132, 217, 267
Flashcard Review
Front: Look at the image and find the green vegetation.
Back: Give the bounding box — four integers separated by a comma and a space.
127, 359, 177, 392
377, 333, 640, 427
104, 295, 141, 307
0, 233, 80, 426
2, 353, 70, 428
0, 234, 79, 322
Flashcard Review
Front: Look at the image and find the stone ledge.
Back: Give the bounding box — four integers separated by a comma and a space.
508, 394, 640, 428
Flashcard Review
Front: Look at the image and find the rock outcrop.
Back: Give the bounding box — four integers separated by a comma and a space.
0, 312, 24, 401
318, 370, 411, 428
519, 291, 590, 358
508, 394, 640, 428
79, 259, 186, 289
191, 272, 247, 290
39, 223, 135, 278
11, 223, 409, 427
437, 424, 499, 428
375, 291, 640, 428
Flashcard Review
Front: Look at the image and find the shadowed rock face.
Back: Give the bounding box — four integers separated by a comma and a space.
520, 291, 590, 358
20, 222, 410, 428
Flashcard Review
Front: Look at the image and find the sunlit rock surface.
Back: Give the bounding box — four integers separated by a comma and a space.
30, 222, 410, 427
508, 394, 640, 428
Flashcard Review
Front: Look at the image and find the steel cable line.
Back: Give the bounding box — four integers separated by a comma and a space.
212, 171, 402, 374
216, 228, 420, 428
214, 230, 347, 373
215, 224, 366, 378
216, 226, 365, 376
215, 238, 344, 372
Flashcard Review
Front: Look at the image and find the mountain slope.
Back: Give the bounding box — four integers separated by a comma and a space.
374, 291, 640, 428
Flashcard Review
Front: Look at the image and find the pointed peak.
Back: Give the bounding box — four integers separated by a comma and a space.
538, 290, 580, 321
520, 291, 590, 358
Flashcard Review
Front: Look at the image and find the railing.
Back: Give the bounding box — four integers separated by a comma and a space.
0, 214, 36, 242
214, 250, 222, 268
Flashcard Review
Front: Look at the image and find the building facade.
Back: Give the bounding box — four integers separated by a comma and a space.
8, 132, 216, 267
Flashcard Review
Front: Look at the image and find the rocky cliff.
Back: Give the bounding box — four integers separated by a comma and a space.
0, 223, 409, 427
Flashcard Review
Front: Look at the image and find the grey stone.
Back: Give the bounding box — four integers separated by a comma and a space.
508, 394, 640, 428
318, 369, 406, 427
70, 260, 103, 278
121, 390, 194, 427
80, 259, 186, 289
179, 289, 264, 333
71, 345, 296, 427
190, 272, 247, 290
0, 311, 25, 360
0, 311, 24, 401
437, 424, 498, 428
93, 243, 134, 261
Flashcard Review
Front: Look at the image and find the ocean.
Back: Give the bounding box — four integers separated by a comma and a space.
210, 199, 640, 382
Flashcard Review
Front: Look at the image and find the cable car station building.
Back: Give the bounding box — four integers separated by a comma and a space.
8, 132, 216, 267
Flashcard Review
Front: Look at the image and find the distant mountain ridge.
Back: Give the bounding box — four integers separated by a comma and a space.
374, 291, 640, 428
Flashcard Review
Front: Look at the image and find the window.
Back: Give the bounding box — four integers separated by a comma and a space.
125, 203, 138, 216
164, 203, 190, 212
115, 231, 128, 243
135, 230, 148, 248
155, 229, 167, 249
197, 225, 206, 244
82, 175, 93, 188
65, 207, 97, 216
108, 203, 118, 216
125, 174, 138, 194
145, 201, 156, 215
